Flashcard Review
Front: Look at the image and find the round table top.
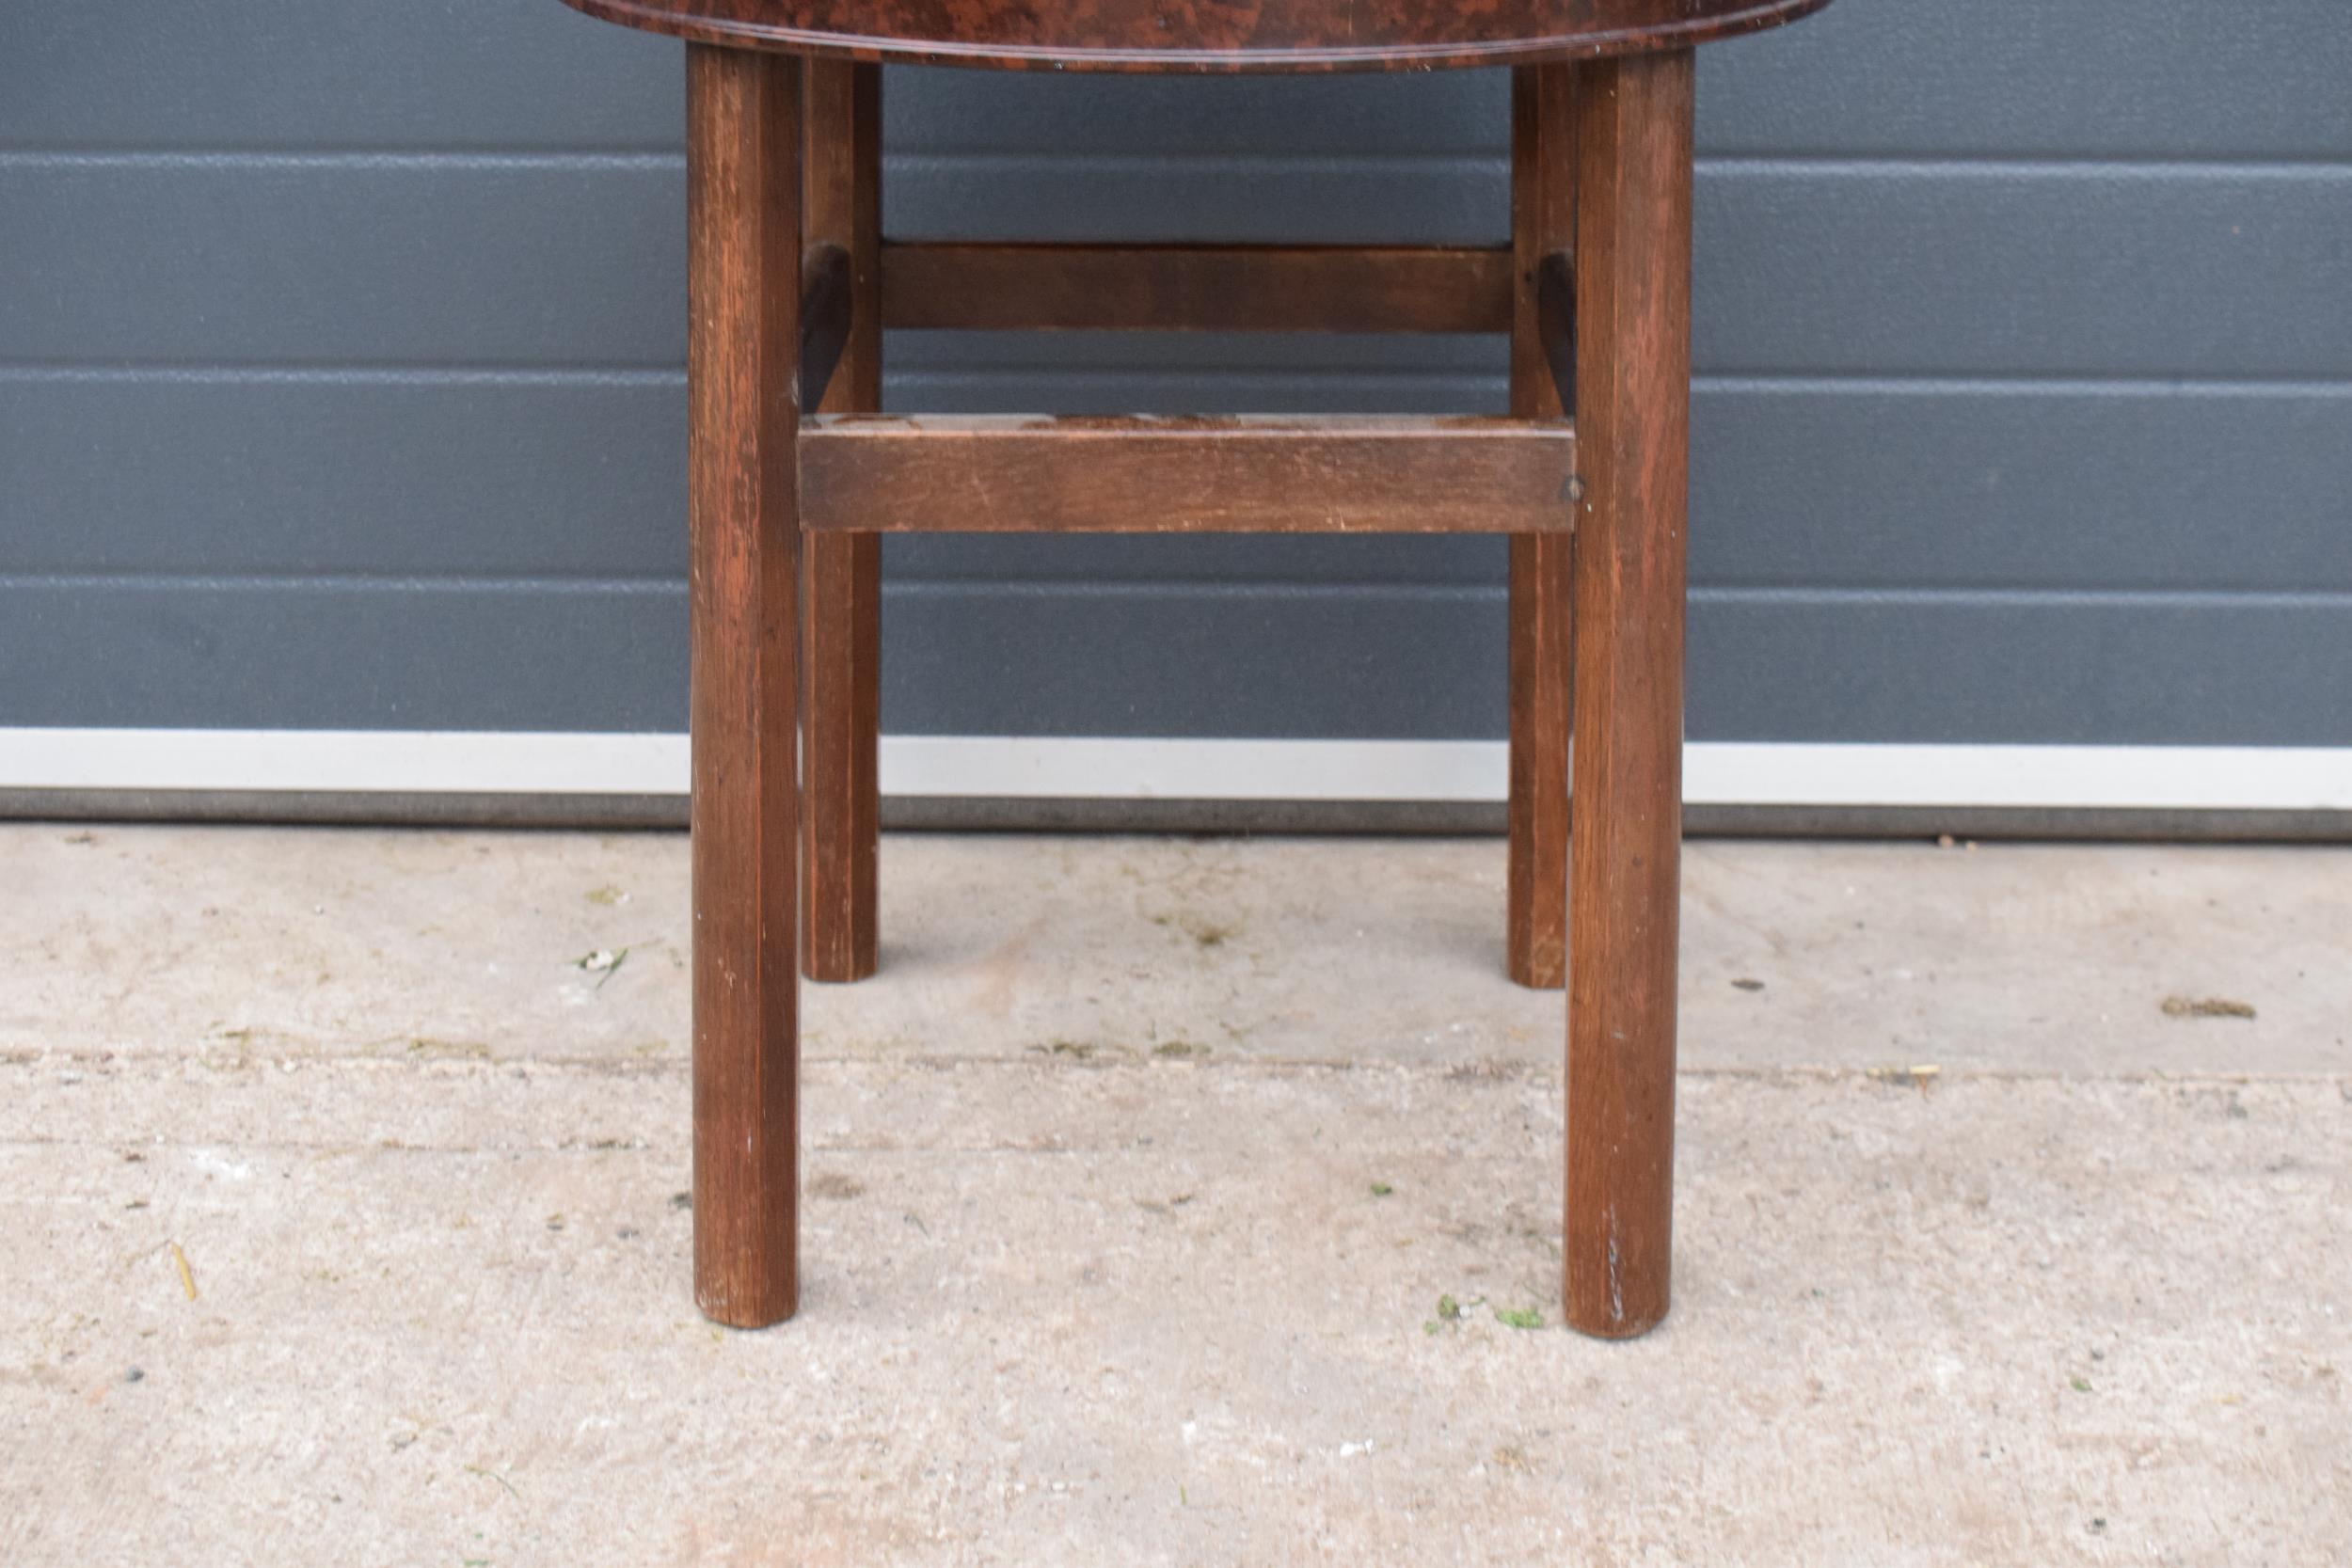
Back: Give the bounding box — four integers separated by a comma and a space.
560, 0, 1830, 72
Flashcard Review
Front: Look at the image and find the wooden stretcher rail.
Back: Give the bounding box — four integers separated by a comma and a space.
799, 414, 1578, 534
878, 243, 1516, 334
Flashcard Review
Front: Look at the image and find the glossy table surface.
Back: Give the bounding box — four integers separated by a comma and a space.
560, 0, 1829, 71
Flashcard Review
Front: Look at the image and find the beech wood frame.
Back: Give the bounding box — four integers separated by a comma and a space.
690, 49, 1694, 1338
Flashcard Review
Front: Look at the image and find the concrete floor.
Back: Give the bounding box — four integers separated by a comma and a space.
3, 824, 2346, 1565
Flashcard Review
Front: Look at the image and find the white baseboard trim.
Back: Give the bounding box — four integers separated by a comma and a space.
3, 728, 2349, 813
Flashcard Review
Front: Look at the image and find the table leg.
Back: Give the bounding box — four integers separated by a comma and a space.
1506, 63, 1576, 990
686, 42, 803, 1328
802, 60, 883, 985
1564, 47, 1693, 1339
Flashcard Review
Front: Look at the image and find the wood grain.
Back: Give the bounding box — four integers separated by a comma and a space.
559, 0, 1832, 73
800, 415, 1577, 535
1564, 47, 1694, 1339
1506, 63, 1577, 991
799, 59, 882, 986
686, 42, 803, 1328
880, 243, 1512, 333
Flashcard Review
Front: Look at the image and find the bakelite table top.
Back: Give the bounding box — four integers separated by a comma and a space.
561, 0, 1828, 71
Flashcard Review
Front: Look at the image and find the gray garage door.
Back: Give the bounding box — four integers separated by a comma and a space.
3, 1, 2348, 763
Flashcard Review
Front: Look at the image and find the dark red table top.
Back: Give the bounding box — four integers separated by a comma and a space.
561, 0, 1830, 72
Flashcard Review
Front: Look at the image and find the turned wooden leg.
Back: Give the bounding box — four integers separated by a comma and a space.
1563, 48, 1693, 1339
1506, 63, 1576, 990
801, 60, 882, 984
686, 43, 803, 1328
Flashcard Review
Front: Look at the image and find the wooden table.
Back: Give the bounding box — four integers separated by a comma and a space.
555, 0, 1835, 1338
